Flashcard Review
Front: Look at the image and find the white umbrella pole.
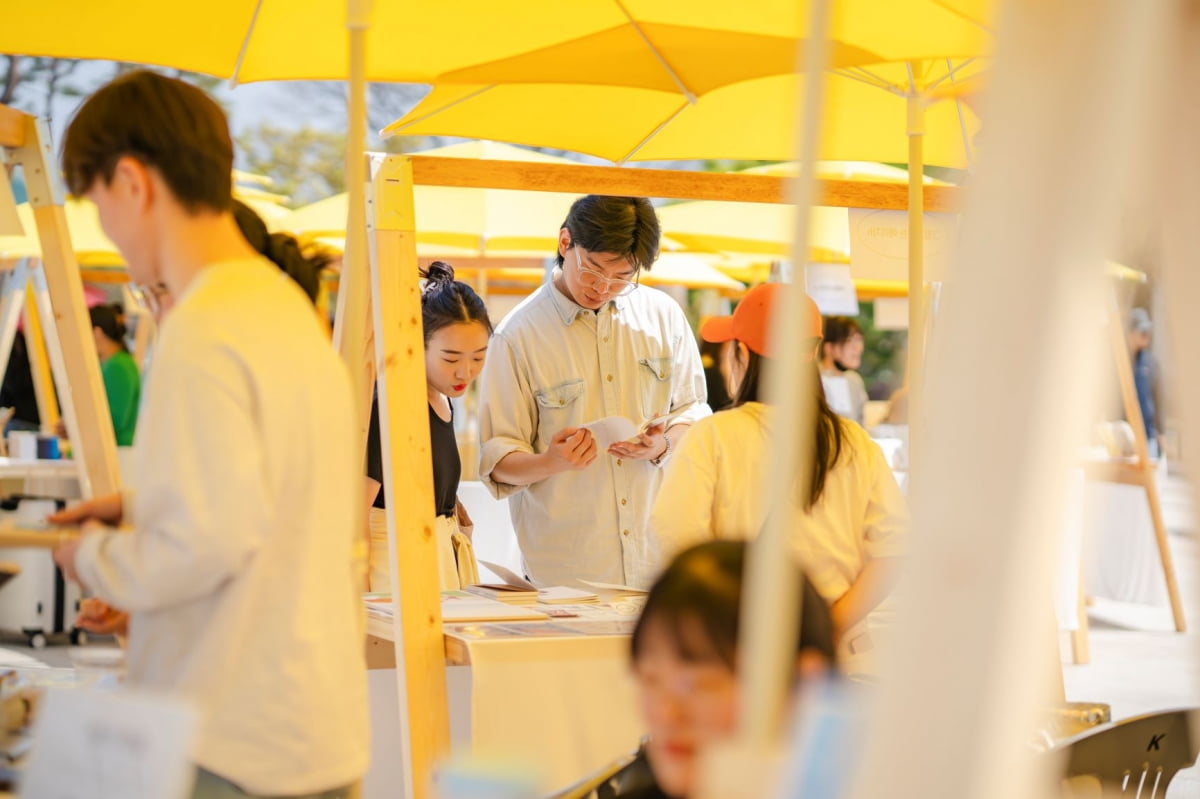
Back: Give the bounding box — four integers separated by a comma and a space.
736, 0, 831, 746
847, 1, 1174, 796
335, 0, 374, 441
906, 91, 925, 484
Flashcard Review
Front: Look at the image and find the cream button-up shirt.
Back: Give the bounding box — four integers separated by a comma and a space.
479, 279, 709, 588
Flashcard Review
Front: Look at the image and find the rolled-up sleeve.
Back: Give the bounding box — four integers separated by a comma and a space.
667, 307, 711, 426
478, 333, 537, 499
74, 343, 268, 612
862, 440, 908, 560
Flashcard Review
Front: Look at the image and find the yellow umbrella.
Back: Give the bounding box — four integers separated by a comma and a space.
659, 162, 952, 261
640, 253, 746, 293
0, 190, 304, 267
0, 198, 121, 267
238, 195, 294, 230
386, 62, 982, 166
281, 141, 583, 255
3, 2, 985, 87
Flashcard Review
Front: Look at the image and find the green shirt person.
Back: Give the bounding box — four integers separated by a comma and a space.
90, 304, 140, 446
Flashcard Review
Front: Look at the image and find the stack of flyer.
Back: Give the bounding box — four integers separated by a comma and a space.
364, 592, 549, 623
472, 561, 600, 605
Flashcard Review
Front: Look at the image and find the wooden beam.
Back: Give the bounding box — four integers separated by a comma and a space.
409, 156, 960, 212
371, 155, 449, 799
23, 280, 59, 432
0, 105, 25, 150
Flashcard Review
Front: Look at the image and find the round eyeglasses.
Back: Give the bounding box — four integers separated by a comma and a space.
574, 244, 639, 297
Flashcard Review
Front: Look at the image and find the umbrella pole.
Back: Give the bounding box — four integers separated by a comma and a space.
334, 2, 374, 451
906, 91, 925, 485
736, 0, 831, 748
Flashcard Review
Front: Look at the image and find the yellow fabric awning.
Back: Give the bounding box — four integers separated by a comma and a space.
281, 141, 583, 257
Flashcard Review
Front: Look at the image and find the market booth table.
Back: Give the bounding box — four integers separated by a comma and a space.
363, 601, 643, 798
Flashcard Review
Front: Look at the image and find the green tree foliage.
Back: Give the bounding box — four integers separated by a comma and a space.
235, 124, 347, 206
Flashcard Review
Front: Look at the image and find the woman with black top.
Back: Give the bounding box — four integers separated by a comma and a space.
365, 262, 493, 592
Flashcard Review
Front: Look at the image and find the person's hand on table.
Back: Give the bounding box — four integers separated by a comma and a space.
75, 598, 129, 638
48, 492, 124, 526
547, 427, 598, 472
608, 423, 667, 461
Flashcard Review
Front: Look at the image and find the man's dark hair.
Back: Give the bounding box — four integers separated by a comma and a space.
557, 195, 661, 272
62, 70, 233, 212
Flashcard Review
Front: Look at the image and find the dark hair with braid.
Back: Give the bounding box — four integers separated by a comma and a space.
232, 199, 328, 304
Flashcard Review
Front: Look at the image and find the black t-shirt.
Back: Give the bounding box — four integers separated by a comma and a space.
365, 392, 460, 517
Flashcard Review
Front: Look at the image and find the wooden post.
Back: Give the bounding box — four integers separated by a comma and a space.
370, 154, 449, 799
11, 114, 118, 498
0, 261, 29, 387
24, 278, 60, 432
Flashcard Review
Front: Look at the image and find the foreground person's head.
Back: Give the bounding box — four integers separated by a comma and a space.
630, 541, 836, 798
63, 70, 235, 290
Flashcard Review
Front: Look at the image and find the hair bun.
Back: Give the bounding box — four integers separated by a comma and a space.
421, 261, 456, 286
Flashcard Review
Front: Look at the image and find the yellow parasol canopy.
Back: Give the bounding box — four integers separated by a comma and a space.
659, 161, 952, 260
386, 61, 983, 166
0, 188, 302, 267
281, 141, 585, 256
1, 1, 987, 86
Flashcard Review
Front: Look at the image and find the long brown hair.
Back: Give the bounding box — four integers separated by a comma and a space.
729, 343, 845, 509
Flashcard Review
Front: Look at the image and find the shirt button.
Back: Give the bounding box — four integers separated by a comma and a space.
603, 336, 610, 342
617, 459, 623, 466
622, 529, 630, 537
620, 498, 627, 506
606, 374, 613, 382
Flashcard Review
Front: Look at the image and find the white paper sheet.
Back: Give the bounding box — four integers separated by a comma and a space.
22, 687, 198, 799
580, 416, 639, 449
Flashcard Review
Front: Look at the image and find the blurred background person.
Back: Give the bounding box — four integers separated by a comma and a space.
820, 316, 868, 426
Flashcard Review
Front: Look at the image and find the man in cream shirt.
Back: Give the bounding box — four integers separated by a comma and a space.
479, 195, 709, 589
51, 72, 367, 798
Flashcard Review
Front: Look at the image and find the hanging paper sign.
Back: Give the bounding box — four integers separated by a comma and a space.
804, 263, 859, 316
848, 210, 958, 283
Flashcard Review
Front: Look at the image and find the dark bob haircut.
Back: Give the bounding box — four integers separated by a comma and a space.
631, 540, 837, 670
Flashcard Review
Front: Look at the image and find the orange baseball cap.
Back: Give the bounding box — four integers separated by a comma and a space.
700, 283, 822, 358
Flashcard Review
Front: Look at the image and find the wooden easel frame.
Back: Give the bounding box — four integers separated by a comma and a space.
337, 153, 958, 798
1074, 294, 1187, 663
0, 103, 119, 498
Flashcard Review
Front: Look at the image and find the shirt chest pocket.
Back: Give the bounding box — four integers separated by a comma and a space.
638, 357, 674, 418
534, 379, 586, 447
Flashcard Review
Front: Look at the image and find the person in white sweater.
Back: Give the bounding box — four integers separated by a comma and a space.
49, 71, 367, 799
650, 284, 906, 646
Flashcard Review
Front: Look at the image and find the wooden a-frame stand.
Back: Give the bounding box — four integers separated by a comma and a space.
0, 103, 120, 500
1072, 296, 1188, 664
